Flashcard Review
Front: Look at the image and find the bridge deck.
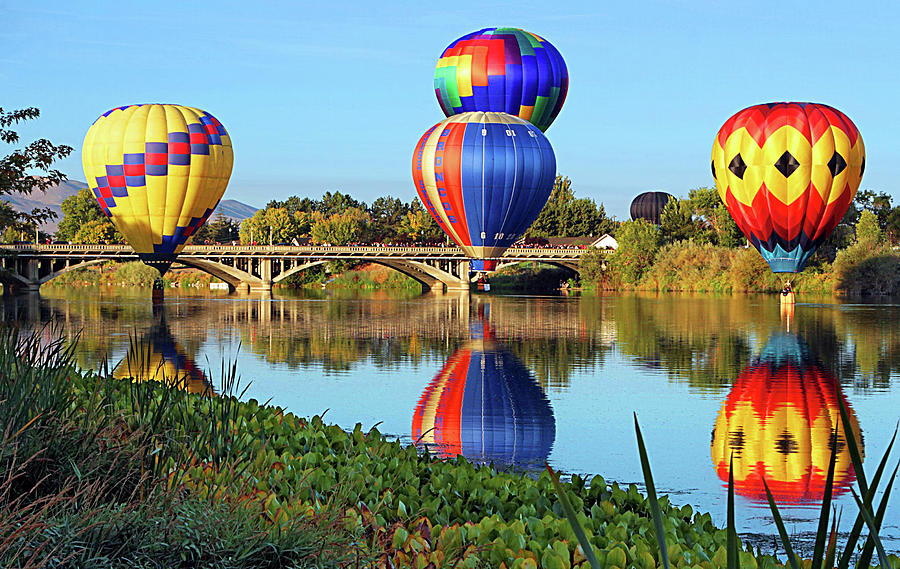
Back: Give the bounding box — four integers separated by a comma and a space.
0, 244, 591, 261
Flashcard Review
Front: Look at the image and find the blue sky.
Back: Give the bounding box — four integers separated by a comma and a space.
4, 0, 899, 219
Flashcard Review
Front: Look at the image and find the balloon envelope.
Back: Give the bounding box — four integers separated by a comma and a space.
434, 27, 568, 132
710, 332, 862, 505
82, 104, 234, 272
412, 320, 555, 468
711, 102, 864, 272
113, 317, 213, 395
630, 192, 674, 225
412, 112, 556, 260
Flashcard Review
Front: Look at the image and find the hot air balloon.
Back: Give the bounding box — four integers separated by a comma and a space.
630, 192, 675, 225
82, 104, 234, 275
412, 315, 555, 468
711, 102, 864, 273
114, 315, 213, 395
711, 332, 862, 505
434, 27, 568, 132
412, 112, 556, 261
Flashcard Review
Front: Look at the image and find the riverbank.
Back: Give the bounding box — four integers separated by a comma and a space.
9, 325, 888, 568
578, 240, 900, 296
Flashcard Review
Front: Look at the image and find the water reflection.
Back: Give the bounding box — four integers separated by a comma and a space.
113, 311, 214, 395
411, 305, 556, 468
711, 331, 864, 505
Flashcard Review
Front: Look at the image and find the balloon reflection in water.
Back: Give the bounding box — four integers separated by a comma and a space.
114, 317, 213, 395
711, 332, 863, 505
412, 318, 555, 468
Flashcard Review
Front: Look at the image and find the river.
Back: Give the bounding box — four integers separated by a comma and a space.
5, 287, 900, 552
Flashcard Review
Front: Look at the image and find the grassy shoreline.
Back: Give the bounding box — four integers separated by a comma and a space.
5, 326, 897, 567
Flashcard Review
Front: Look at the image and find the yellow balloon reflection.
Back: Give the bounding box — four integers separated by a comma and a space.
711, 332, 863, 505
412, 305, 555, 468
114, 316, 213, 395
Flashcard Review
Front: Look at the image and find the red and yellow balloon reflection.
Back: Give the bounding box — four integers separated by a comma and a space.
711, 333, 862, 505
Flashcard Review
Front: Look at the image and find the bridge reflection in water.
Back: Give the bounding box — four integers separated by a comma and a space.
412, 304, 556, 469
0, 244, 586, 294
711, 331, 863, 506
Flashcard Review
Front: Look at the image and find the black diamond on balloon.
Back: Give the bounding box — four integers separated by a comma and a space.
728, 154, 747, 179
860, 156, 866, 177
711, 160, 716, 180
828, 151, 847, 177
775, 431, 799, 455
774, 150, 800, 178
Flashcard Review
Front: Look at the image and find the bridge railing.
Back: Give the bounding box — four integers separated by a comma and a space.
0, 243, 599, 259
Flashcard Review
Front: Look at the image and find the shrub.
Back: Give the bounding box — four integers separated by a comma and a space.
832, 243, 900, 296
643, 240, 735, 292
608, 220, 661, 286
113, 261, 160, 286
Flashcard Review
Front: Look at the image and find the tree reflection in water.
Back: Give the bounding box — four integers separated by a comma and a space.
412, 304, 555, 469
711, 331, 863, 505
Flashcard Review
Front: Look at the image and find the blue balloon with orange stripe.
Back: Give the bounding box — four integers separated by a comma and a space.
82, 104, 233, 273
412, 112, 556, 261
411, 315, 555, 468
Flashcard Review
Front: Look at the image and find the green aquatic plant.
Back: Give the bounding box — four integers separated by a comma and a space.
553, 411, 899, 569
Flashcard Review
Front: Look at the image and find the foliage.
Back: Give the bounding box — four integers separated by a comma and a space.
398, 200, 444, 243
0, 108, 71, 229
5, 325, 800, 569
324, 265, 422, 291
56, 188, 121, 242
113, 261, 161, 286
832, 243, 900, 296
310, 207, 371, 245
608, 219, 661, 286
856, 210, 882, 247
659, 198, 703, 243
643, 240, 737, 292
527, 176, 615, 238
74, 218, 120, 244
0, 326, 349, 568
488, 262, 576, 292
191, 213, 240, 244
577, 247, 608, 287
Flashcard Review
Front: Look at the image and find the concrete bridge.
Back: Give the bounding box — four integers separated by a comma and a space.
0, 243, 591, 294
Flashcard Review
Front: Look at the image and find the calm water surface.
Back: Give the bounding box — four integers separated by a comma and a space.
6, 287, 900, 551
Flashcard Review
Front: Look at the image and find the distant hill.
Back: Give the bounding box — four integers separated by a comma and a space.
1, 180, 258, 233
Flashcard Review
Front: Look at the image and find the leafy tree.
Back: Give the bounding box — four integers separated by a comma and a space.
659, 198, 702, 243
319, 191, 361, 217
310, 207, 370, 245
855, 190, 892, 228
56, 188, 119, 242
267, 195, 318, 216
239, 207, 300, 244
398, 200, 442, 243
609, 219, 661, 284
368, 196, 409, 242
856, 209, 882, 247
527, 176, 615, 237
688, 187, 742, 246
191, 214, 240, 244
0, 107, 72, 231
885, 207, 900, 245
75, 218, 118, 244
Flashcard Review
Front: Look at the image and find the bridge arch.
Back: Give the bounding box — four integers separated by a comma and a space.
37, 259, 108, 285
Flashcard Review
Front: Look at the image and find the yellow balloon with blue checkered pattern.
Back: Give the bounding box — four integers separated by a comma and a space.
82, 104, 233, 272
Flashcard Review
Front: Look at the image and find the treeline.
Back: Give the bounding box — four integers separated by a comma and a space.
44, 176, 615, 246
580, 189, 900, 295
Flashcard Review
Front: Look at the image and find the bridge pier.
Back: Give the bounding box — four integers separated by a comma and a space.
444, 260, 471, 293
